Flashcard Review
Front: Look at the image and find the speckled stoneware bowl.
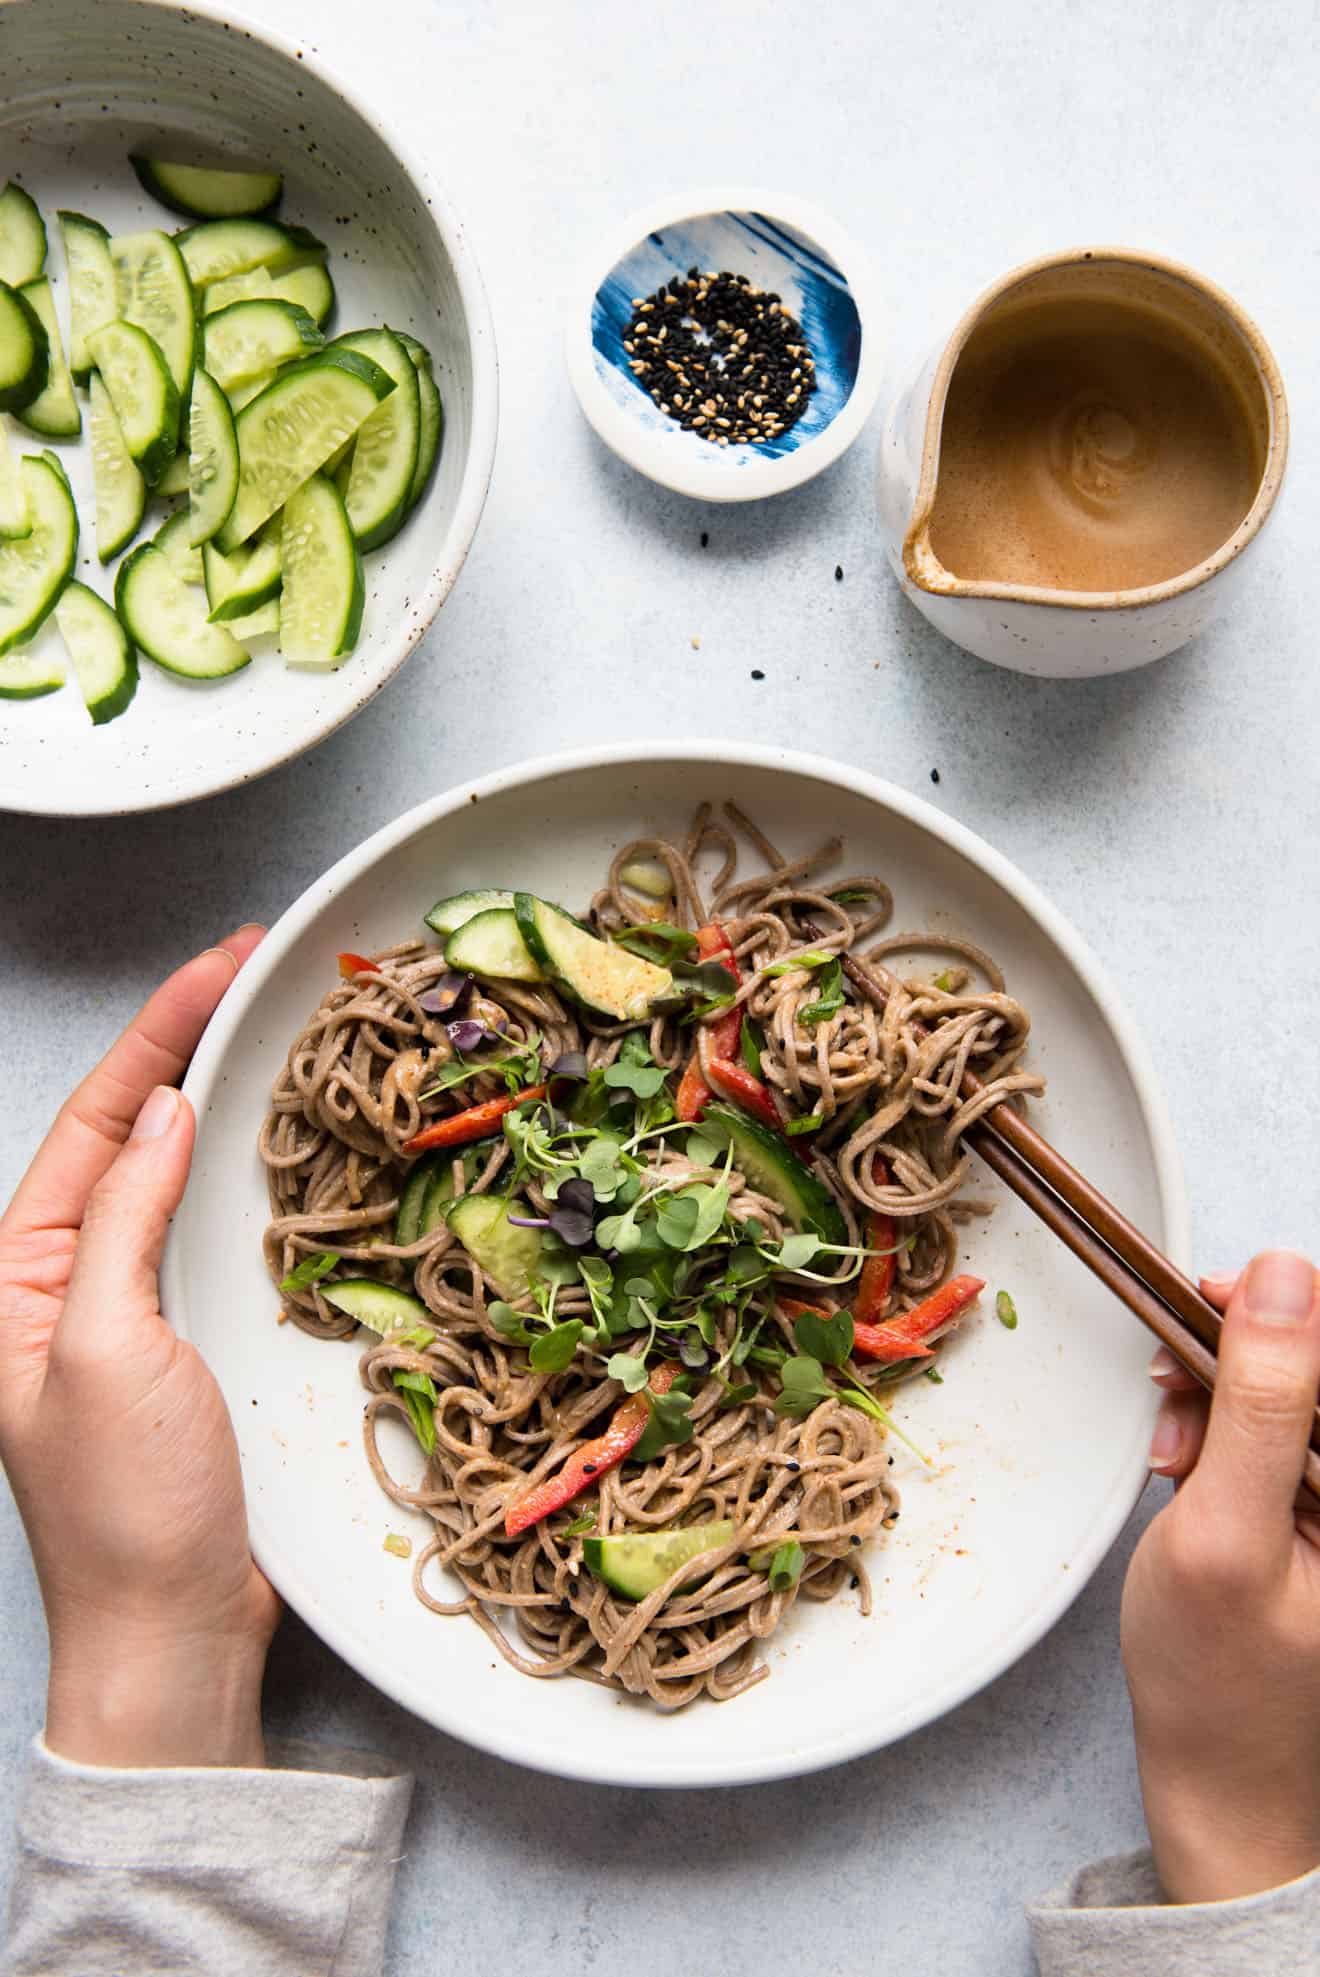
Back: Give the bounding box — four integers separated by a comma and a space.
0, 0, 497, 816
566, 190, 882, 502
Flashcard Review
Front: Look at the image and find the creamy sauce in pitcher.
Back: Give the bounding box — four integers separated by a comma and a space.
924, 297, 1264, 592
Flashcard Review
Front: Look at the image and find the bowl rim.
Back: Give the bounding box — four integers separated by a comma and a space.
900, 243, 1290, 610
564, 186, 884, 503
0, 0, 499, 817
165, 737, 1190, 1787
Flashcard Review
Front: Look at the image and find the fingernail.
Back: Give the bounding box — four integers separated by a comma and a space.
1199, 1271, 1237, 1293
1148, 1345, 1180, 1381
1148, 1411, 1182, 1470
227, 922, 266, 941
200, 945, 241, 977
131, 1085, 180, 1142
1243, 1251, 1316, 1327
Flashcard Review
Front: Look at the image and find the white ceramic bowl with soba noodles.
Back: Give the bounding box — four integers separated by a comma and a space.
163, 743, 1186, 1787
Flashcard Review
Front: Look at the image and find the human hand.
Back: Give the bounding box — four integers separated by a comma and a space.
1122, 1249, 1320, 1903
0, 930, 278, 1769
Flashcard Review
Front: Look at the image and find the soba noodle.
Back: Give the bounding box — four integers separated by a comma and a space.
260, 803, 1042, 1708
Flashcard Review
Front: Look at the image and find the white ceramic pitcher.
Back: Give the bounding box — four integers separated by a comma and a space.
876, 248, 1288, 678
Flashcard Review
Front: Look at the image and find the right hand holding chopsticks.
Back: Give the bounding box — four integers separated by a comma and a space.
1121, 1250, 1320, 1903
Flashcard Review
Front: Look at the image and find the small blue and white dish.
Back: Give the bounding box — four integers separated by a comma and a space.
566, 189, 883, 502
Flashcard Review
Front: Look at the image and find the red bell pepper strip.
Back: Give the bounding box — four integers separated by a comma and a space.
706, 1056, 783, 1133
403, 1084, 547, 1156
698, 922, 743, 1061
778, 1296, 831, 1325
855, 1158, 898, 1323
851, 1274, 986, 1363
338, 951, 380, 980
675, 922, 743, 1122
675, 1051, 713, 1123
504, 1361, 681, 1537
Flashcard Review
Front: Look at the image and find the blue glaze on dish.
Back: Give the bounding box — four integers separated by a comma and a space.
590, 210, 862, 465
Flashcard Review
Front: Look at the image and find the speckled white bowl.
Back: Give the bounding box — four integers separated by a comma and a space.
0, 0, 497, 816
566, 189, 883, 502
164, 741, 1187, 1788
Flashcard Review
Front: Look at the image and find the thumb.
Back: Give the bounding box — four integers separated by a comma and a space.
57, 1087, 196, 1354
1185, 1249, 1320, 1557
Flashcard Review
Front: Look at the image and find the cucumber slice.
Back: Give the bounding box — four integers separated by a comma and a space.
89, 372, 147, 561
16, 279, 80, 438
203, 298, 323, 392
0, 650, 64, 698
114, 542, 249, 679
319, 1279, 431, 1334
0, 183, 46, 287
58, 212, 117, 386
420, 1153, 477, 1234
395, 1155, 442, 1246
411, 1146, 489, 1241
54, 580, 138, 725
0, 281, 49, 413
444, 907, 544, 983
333, 328, 419, 550
424, 888, 516, 938
201, 266, 275, 315
394, 330, 433, 374
131, 156, 283, 221
395, 332, 442, 506
397, 1146, 485, 1245
187, 366, 238, 547
583, 1522, 736, 1600
228, 598, 278, 640
176, 218, 326, 290
0, 454, 78, 655
111, 229, 196, 399
0, 418, 30, 538
203, 525, 281, 620
445, 1194, 548, 1302
225, 370, 276, 413
410, 363, 442, 508
700, 1104, 847, 1244
273, 261, 334, 328
154, 449, 190, 496
152, 508, 203, 585
87, 321, 180, 487
279, 472, 363, 669
217, 347, 393, 552
514, 894, 673, 1020
202, 260, 335, 327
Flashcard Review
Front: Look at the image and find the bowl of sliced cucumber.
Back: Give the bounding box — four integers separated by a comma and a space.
0, 0, 497, 814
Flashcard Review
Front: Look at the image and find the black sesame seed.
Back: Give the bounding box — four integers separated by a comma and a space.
621, 269, 817, 449
787, 1459, 801, 1472
700, 531, 709, 547
751, 668, 765, 681
834, 565, 844, 582
930, 768, 941, 784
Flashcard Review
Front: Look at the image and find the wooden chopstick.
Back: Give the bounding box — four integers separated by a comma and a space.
809, 930, 1320, 1506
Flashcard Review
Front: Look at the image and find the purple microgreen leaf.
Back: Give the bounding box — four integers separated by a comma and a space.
418, 972, 472, 1015
547, 1049, 590, 1082
548, 1208, 596, 1247
556, 1176, 597, 1218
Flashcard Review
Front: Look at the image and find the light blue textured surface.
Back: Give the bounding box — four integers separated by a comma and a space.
3, 1, 1319, 1972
